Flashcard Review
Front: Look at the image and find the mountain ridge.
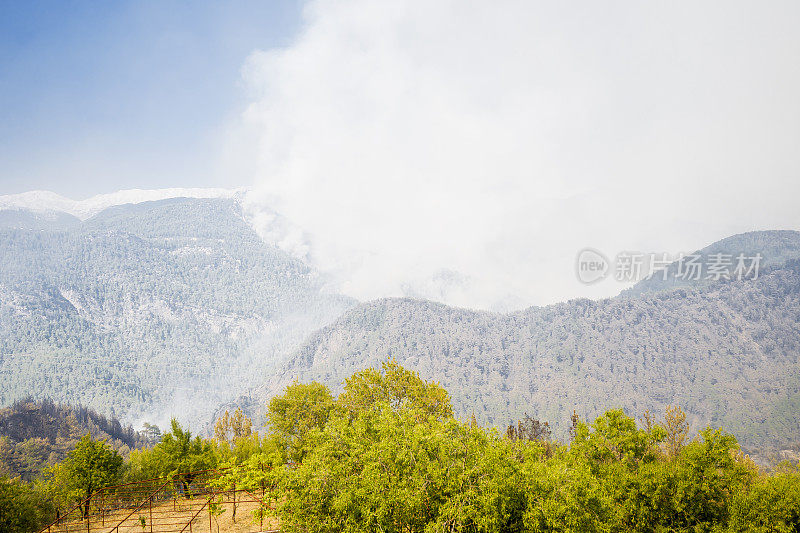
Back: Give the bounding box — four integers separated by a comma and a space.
266, 232, 800, 454
0, 188, 246, 221
623, 229, 800, 297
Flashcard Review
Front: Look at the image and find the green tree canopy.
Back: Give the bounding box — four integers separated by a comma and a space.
126, 418, 216, 493
194, 364, 797, 532
42, 434, 123, 517
0, 475, 52, 533
278, 403, 530, 532
268, 381, 335, 463
337, 358, 453, 419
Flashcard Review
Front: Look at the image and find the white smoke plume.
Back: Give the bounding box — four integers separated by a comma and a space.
234, 0, 800, 309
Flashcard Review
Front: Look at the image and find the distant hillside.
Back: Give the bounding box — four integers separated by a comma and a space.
271, 232, 800, 453
0, 398, 145, 481
0, 188, 243, 221
0, 197, 355, 428
623, 230, 800, 296
0, 209, 80, 231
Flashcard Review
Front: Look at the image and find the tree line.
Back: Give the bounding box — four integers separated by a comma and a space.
2, 361, 800, 532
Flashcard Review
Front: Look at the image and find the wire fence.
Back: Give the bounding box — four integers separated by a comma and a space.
38, 469, 278, 533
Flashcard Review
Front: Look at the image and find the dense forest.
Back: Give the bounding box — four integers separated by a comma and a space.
2, 362, 799, 533
0, 399, 146, 481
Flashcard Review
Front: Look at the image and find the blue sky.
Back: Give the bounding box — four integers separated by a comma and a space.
0, 0, 301, 198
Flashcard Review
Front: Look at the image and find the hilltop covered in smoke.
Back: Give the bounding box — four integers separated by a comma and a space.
0, 194, 354, 429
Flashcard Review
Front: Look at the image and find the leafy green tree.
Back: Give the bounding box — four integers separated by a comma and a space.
211, 432, 264, 466
268, 381, 335, 462
338, 358, 453, 419
277, 403, 527, 533
42, 434, 123, 518
570, 409, 664, 469
0, 475, 52, 533
159, 419, 215, 473
125, 419, 215, 494
668, 428, 753, 529
728, 470, 800, 532
140, 422, 161, 445
210, 437, 285, 529
528, 409, 667, 532
523, 455, 613, 533
154, 419, 215, 493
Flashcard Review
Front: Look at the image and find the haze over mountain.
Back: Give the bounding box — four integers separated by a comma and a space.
0, 188, 244, 221
0, 189, 798, 460
0, 192, 354, 429
269, 230, 800, 457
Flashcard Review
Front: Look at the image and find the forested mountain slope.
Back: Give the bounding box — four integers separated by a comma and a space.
276, 233, 800, 452
0, 398, 145, 481
0, 198, 355, 428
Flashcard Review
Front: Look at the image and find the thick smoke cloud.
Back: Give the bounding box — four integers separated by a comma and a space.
237, 0, 800, 309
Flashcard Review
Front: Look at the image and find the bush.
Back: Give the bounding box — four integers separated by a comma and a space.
0, 475, 52, 533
